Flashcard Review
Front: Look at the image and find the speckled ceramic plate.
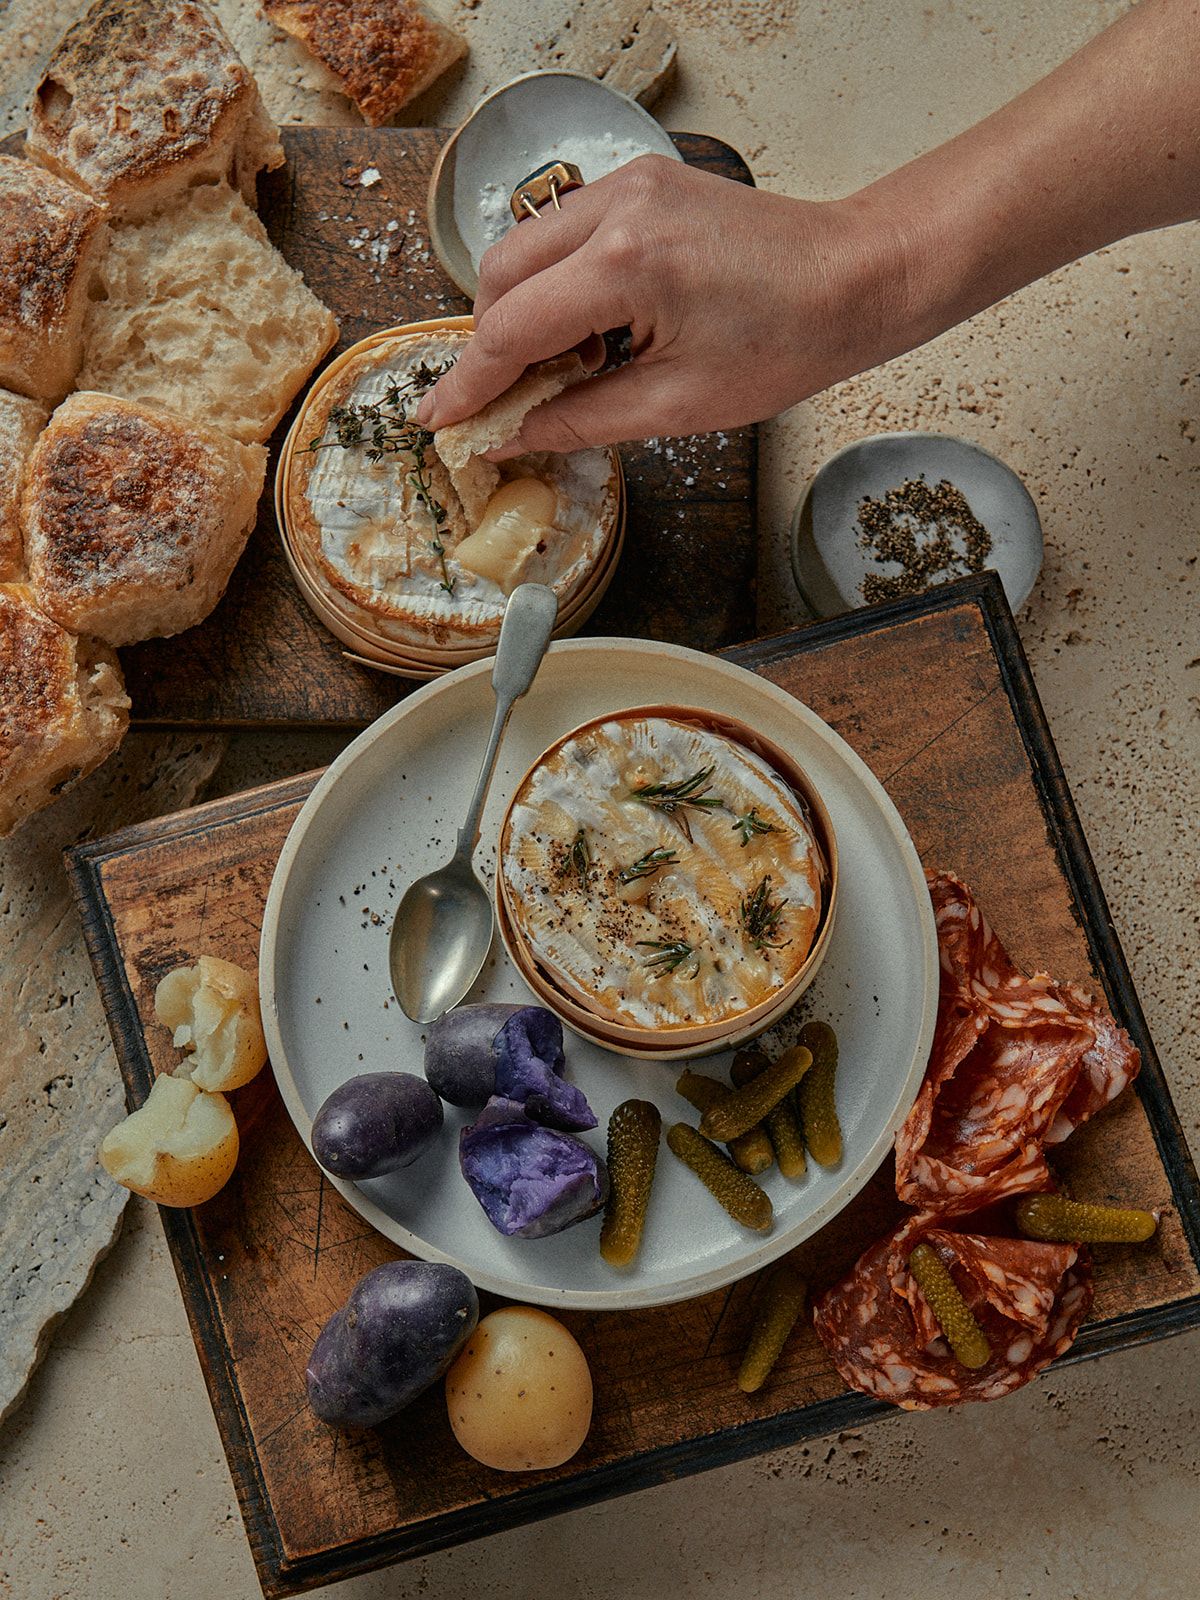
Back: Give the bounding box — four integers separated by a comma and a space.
259, 639, 938, 1310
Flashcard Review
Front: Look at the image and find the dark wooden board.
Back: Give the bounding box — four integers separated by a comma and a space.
67, 575, 1200, 1598
0, 126, 755, 726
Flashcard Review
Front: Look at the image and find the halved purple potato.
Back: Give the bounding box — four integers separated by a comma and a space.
459, 1097, 608, 1239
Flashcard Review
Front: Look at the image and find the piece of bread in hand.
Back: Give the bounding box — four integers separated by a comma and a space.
0, 582, 129, 838
24, 392, 267, 647
26, 0, 284, 220
0, 158, 108, 406
78, 182, 339, 446
263, 0, 466, 125
0, 390, 49, 580
435, 354, 587, 471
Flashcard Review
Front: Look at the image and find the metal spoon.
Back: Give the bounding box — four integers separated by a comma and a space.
389, 582, 559, 1022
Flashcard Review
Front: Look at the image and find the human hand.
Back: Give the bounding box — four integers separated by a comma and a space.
417, 155, 912, 455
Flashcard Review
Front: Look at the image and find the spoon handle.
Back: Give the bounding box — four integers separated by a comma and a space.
457, 583, 558, 855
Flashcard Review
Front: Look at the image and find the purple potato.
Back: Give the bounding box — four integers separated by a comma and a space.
459, 1097, 608, 1239
494, 1007, 596, 1131
312, 1072, 443, 1179
306, 1261, 478, 1429
423, 1003, 522, 1106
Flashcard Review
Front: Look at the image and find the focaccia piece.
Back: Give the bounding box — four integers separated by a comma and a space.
27, 0, 284, 219
0, 391, 49, 580
0, 158, 107, 406
435, 355, 587, 472
24, 392, 267, 647
78, 182, 339, 446
0, 583, 129, 838
263, 0, 466, 125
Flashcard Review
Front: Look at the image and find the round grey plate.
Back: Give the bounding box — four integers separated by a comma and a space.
791, 432, 1043, 617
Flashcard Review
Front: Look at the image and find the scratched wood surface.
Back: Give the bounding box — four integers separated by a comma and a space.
68, 580, 1200, 1597
0, 126, 755, 727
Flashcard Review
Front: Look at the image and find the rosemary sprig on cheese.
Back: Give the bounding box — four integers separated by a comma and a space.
637, 938, 697, 975
619, 846, 679, 883
732, 807, 778, 847
566, 827, 590, 893
628, 766, 723, 842
740, 874, 790, 950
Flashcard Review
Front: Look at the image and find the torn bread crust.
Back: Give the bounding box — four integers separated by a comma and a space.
434, 354, 588, 470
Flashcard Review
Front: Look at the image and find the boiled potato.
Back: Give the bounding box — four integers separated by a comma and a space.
445, 1306, 592, 1471
99, 1074, 238, 1207
155, 956, 267, 1092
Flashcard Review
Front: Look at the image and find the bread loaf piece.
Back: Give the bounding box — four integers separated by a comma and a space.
26, 0, 285, 219
435, 355, 587, 471
0, 391, 49, 581
78, 182, 339, 446
0, 158, 107, 405
24, 392, 267, 647
0, 583, 129, 838
263, 0, 466, 125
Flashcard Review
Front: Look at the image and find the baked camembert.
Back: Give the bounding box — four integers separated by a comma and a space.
500, 714, 825, 1032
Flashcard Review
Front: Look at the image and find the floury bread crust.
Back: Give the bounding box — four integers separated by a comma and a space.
24, 393, 267, 647
0, 158, 107, 406
26, 0, 284, 219
78, 182, 339, 446
0, 390, 49, 580
0, 583, 129, 838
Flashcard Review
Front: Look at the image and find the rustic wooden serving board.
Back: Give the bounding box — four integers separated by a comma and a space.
67, 575, 1200, 1599
0, 126, 755, 726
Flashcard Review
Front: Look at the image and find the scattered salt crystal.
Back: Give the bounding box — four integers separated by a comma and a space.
348, 237, 363, 249
386, 219, 400, 233
360, 167, 382, 187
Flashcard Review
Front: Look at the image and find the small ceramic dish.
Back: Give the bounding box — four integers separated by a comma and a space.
791, 432, 1044, 618
428, 70, 683, 297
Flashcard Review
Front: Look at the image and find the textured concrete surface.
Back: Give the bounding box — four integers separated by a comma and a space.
2, 2, 1198, 1598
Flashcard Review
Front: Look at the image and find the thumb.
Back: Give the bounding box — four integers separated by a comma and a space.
487, 362, 687, 457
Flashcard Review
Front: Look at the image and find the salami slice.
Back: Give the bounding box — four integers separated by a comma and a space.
813, 1213, 1093, 1409
895, 873, 1139, 1215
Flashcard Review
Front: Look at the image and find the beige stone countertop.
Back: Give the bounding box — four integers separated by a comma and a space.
2, 3, 1197, 1598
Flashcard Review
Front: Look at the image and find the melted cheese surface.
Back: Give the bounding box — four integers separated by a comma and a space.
501, 716, 824, 1030
455, 479, 559, 593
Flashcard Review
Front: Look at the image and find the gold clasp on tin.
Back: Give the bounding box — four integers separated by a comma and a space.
510, 160, 584, 221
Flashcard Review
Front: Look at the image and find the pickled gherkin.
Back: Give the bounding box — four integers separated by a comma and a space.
699, 1046, 812, 1143
665, 1123, 773, 1232
731, 1049, 806, 1179
600, 1099, 662, 1268
737, 1262, 807, 1392
907, 1243, 991, 1370
1015, 1192, 1158, 1245
796, 1020, 842, 1167
676, 1069, 773, 1175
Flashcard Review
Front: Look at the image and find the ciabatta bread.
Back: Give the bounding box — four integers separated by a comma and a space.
0, 158, 107, 405
435, 354, 587, 470
0, 583, 129, 838
262, 0, 466, 125
78, 182, 339, 446
24, 392, 267, 647
26, 0, 285, 219
0, 390, 49, 581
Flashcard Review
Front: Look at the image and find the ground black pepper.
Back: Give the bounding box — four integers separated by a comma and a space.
856, 476, 992, 603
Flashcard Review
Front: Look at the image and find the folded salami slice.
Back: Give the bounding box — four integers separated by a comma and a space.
813, 1214, 1092, 1408
895, 873, 1139, 1214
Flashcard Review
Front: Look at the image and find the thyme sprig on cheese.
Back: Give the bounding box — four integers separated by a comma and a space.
732, 807, 778, 847
637, 938, 698, 975
306, 359, 457, 593
628, 765, 724, 842
740, 874, 790, 950
619, 846, 679, 883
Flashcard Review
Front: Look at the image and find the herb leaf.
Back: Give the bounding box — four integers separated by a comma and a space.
619, 846, 679, 884
565, 827, 591, 893
628, 766, 723, 842
739, 874, 790, 950
732, 807, 777, 847
637, 939, 697, 975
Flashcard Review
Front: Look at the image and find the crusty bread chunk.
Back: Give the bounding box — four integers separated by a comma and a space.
435, 354, 587, 471
0, 158, 107, 405
0, 390, 49, 580
78, 182, 339, 445
263, 0, 466, 125
27, 0, 285, 219
24, 392, 267, 647
0, 582, 129, 838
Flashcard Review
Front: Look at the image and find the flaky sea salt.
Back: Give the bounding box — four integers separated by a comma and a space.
360, 166, 382, 187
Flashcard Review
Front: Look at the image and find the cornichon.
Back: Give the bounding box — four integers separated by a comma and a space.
737, 1262, 807, 1392
665, 1123, 773, 1232
907, 1243, 991, 1370
676, 1068, 773, 1175
731, 1048, 806, 1179
600, 1099, 662, 1268
796, 1020, 842, 1166
699, 1045, 812, 1143
1015, 1192, 1158, 1244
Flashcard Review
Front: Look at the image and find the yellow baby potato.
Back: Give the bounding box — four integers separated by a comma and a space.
445, 1306, 593, 1472
99, 1074, 239, 1208
154, 955, 268, 1092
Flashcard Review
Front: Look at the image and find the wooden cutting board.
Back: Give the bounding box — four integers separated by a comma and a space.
0, 126, 756, 727
67, 575, 1200, 1599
